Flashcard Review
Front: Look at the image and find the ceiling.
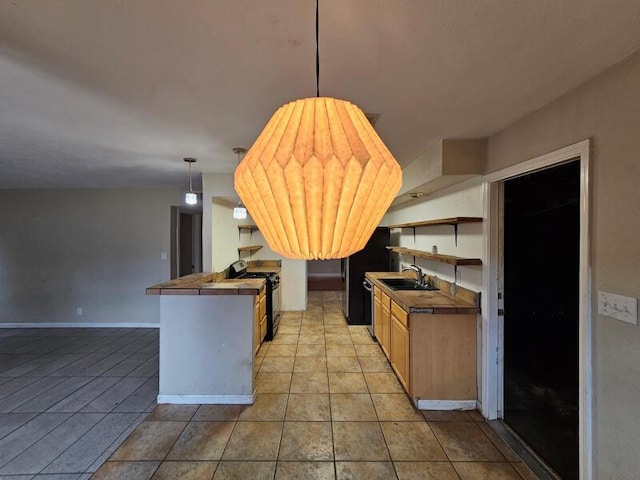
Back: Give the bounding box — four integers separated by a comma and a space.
1, 0, 640, 190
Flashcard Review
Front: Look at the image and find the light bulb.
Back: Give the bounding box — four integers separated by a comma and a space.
233, 206, 247, 219
185, 191, 197, 205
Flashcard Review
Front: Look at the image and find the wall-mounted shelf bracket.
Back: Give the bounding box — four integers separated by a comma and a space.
238, 245, 263, 259
387, 217, 482, 247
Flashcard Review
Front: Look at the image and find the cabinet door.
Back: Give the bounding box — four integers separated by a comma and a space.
390, 306, 410, 392
373, 288, 383, 340
254, 297, 261, 355
380, 291, 391, 357
259, 290, 266, 320
260, 314, 267, 342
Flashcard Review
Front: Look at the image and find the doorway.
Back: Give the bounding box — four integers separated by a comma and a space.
502, 160, 580, 479
170, 206, 203, 279
482, 140, 592, 479
307, 259, 342, 291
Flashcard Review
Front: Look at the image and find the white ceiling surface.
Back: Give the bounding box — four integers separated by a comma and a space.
1, 1, 640, 189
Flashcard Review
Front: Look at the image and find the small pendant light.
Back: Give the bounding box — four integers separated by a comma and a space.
184, 157, 198, 206
232, 148, 248, 219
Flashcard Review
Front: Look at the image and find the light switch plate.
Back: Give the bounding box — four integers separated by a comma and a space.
598, 291, 637, 325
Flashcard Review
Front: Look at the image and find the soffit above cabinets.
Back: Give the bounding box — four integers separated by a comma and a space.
390, 139, 486, 208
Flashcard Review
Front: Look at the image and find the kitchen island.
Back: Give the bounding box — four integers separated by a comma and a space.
146, 272, 266, 405
365, 271, 480, 410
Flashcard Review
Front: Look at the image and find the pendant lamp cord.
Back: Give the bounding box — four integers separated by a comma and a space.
188, 162, 193, 192
316, 0, 320, 97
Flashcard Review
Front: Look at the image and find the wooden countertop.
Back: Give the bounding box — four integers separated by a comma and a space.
365, 272, 480, 315
146, 272, 265, 296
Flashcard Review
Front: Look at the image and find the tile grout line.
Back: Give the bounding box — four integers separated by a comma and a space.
83, 411, 148, 474
320, 305, 340, 479
148, 407, 196, 478
27, 411, 109, 477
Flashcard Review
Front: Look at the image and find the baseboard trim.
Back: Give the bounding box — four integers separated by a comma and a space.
307, 273, 341, 278
0, 322, 159, 329
157, 393, 255, 405
415, 399, 477, 410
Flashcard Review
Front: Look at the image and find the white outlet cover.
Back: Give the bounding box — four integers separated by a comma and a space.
598, 291, 637, 325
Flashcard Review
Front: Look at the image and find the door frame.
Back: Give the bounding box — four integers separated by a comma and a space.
170, 206, 203, 279
481, 139, 592, 479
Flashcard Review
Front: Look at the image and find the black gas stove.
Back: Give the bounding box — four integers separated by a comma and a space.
228, 260, 281, 340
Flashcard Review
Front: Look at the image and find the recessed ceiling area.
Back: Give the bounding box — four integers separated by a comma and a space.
1, 0, 640, 189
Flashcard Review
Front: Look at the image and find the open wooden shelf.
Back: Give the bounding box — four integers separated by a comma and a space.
238, 245, 263, 257
386, 246, 482, 266
387, 217, 482, 245
237, 224, 259, 232
387, 217, 482, 229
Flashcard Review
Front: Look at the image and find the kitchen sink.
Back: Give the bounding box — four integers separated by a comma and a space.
378, 278, 439, 291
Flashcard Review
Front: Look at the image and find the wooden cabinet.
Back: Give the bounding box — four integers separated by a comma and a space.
253, 295, 260, 355
410, 312, 476, 401
259, 291, 267, 343
379, 290, 391, 357
390, 301, 410, 391
254, 288, 267, 355
373, 287, 382, 338
370, 279, 478, 407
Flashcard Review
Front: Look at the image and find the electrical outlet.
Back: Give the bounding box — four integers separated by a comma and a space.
76, 307, 83, 317
455, 269, 462, 283
598, 291, 637, 325
161, 252, 167, 260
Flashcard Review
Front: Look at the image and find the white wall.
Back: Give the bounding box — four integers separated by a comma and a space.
202, 173, 236, 271
0, 188, 182, 326
159, 295, 254, 401
382, 178, 484, 292
202, 173, 307, 311
210, 201, 242, 273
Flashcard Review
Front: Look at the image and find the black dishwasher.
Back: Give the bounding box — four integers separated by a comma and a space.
362, 278, 375, 337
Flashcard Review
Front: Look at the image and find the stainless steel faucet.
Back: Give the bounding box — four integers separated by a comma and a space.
402, 264, 426, 287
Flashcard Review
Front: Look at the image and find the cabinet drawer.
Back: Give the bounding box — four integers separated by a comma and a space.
391, 301, 408, 328
381, 291, 391, 309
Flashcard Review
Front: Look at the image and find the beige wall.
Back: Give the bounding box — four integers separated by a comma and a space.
0, 188, 182, 326
486, 49, 640, 479
384, 48, 640, 478
202, 173, 308, 311
201, 173, 236, 271
210, 201, 243, 273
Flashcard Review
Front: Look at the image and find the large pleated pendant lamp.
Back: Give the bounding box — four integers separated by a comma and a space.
235, 97, 401, 259
234, 1, 402, 260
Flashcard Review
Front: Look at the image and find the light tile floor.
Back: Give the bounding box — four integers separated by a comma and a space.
0, 292, 540, 480
0, 326, 159, 479
89, 291, 540, 480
